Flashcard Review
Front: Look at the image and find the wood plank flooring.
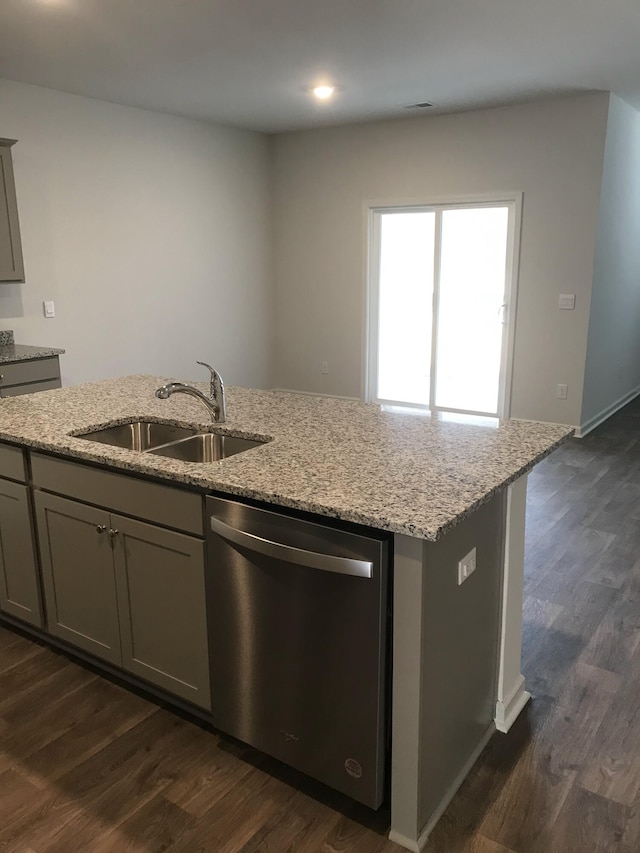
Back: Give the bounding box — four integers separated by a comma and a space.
2, 398, 640, 851
0, 631, 401, 853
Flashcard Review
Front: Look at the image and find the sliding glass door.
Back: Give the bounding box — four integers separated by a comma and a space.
368, 198, 519, 418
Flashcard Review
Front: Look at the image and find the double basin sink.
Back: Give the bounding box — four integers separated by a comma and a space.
76, 420, 266, 463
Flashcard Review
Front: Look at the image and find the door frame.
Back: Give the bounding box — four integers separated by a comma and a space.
362, 191, 523, 419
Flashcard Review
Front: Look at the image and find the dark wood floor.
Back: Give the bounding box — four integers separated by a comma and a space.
2, 398, 640, 852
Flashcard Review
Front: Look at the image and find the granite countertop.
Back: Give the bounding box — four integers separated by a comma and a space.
0, 343, 66, 363
0, 375, 572, 540
0, 329, 64, 363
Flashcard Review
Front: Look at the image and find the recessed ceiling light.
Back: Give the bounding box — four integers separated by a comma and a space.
313, 86, 335, 100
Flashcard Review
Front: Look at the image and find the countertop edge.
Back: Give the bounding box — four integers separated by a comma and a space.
0, 346, 66, 364
0, 425, 573, 542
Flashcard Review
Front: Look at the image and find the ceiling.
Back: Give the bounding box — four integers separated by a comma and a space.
1, 0, 640, 133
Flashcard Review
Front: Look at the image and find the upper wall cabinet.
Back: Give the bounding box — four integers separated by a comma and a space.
0, 139, 25, 282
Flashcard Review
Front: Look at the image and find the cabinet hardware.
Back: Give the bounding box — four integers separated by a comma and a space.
109, 528, 119, 538
96, 524, 107, 534
210, 515, 374, 578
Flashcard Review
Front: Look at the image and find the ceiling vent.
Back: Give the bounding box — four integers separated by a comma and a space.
403, 101, 435, 109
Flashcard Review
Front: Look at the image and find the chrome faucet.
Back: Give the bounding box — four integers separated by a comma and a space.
155, 361, 226, 423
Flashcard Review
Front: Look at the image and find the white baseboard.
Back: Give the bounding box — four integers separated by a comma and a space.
387, 830, 421, 853
271, 387, 360, 401
577, 382, 640, 438
495, 675, 531, 733
388, 723, 496, 853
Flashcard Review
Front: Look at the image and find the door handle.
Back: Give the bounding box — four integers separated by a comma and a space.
210, 516, 373, 578
498, 302, 508, 325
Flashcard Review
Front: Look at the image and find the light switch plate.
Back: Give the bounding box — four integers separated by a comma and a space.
559, 293, 576, 310
43, 300, 55, 318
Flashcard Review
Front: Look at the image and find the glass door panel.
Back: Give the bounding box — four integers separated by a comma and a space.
377, 211, 435, 405
434, 206, 509, 414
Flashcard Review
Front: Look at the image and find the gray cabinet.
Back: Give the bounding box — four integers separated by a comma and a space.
0, 444, 42, 627
0, 357, 62, 397
0, 478, 42, 627
34, 485, 210, 710
113, 514, 208, 706
35, 492, 121, 663
0, 140, 24, 282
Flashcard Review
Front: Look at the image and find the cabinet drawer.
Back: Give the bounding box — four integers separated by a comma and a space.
31, 453, 204, 536
0, 358, 60, 388
0, 443, 26, 482
0, 378, 61, 398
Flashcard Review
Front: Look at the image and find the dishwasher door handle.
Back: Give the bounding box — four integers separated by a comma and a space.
210, 516, 373, 578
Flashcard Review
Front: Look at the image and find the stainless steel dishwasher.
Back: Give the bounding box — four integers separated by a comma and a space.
205, 495, 390, 809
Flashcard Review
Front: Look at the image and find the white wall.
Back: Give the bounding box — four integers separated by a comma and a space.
581, 95, 640, 432
272, 94, 610, 426
0, 79, 273, 388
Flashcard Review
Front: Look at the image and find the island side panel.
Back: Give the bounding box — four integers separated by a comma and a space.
389, 533, 425, 852
495, 473, 531, 731
390, 491, 505, 851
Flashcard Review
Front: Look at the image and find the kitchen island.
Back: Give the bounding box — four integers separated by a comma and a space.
0, 375, 571, 852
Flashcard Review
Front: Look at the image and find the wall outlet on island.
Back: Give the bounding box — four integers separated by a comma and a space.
321, 361, 329, 374
556, 384, 568, 400
457, 547, 477, 585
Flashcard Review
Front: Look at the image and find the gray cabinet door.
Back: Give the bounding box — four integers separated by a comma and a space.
34, 491, 122, 665
0, 478, 42, 627
0, 142, 24, 282
112, 514, 210, 710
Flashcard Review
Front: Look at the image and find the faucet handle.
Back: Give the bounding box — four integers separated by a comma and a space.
196, 360, 224, 403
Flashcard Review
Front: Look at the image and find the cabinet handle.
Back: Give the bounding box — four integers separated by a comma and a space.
109, 528, 119, 538
96, 524, 107, 534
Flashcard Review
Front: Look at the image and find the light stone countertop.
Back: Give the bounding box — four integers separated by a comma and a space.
0, 375, 573, 541
0, 343, 66, 363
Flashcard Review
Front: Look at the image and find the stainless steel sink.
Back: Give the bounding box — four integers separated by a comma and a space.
149, 433, 266, 462
77, 421, 198, 451
75, 419, 268, 462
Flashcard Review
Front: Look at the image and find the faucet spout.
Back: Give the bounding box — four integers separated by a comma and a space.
155, 362, 226, 423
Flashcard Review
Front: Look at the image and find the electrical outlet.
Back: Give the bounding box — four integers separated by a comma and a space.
457, 547, 477, 585
556, 384, 568, 400
321, 361, 329, 374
